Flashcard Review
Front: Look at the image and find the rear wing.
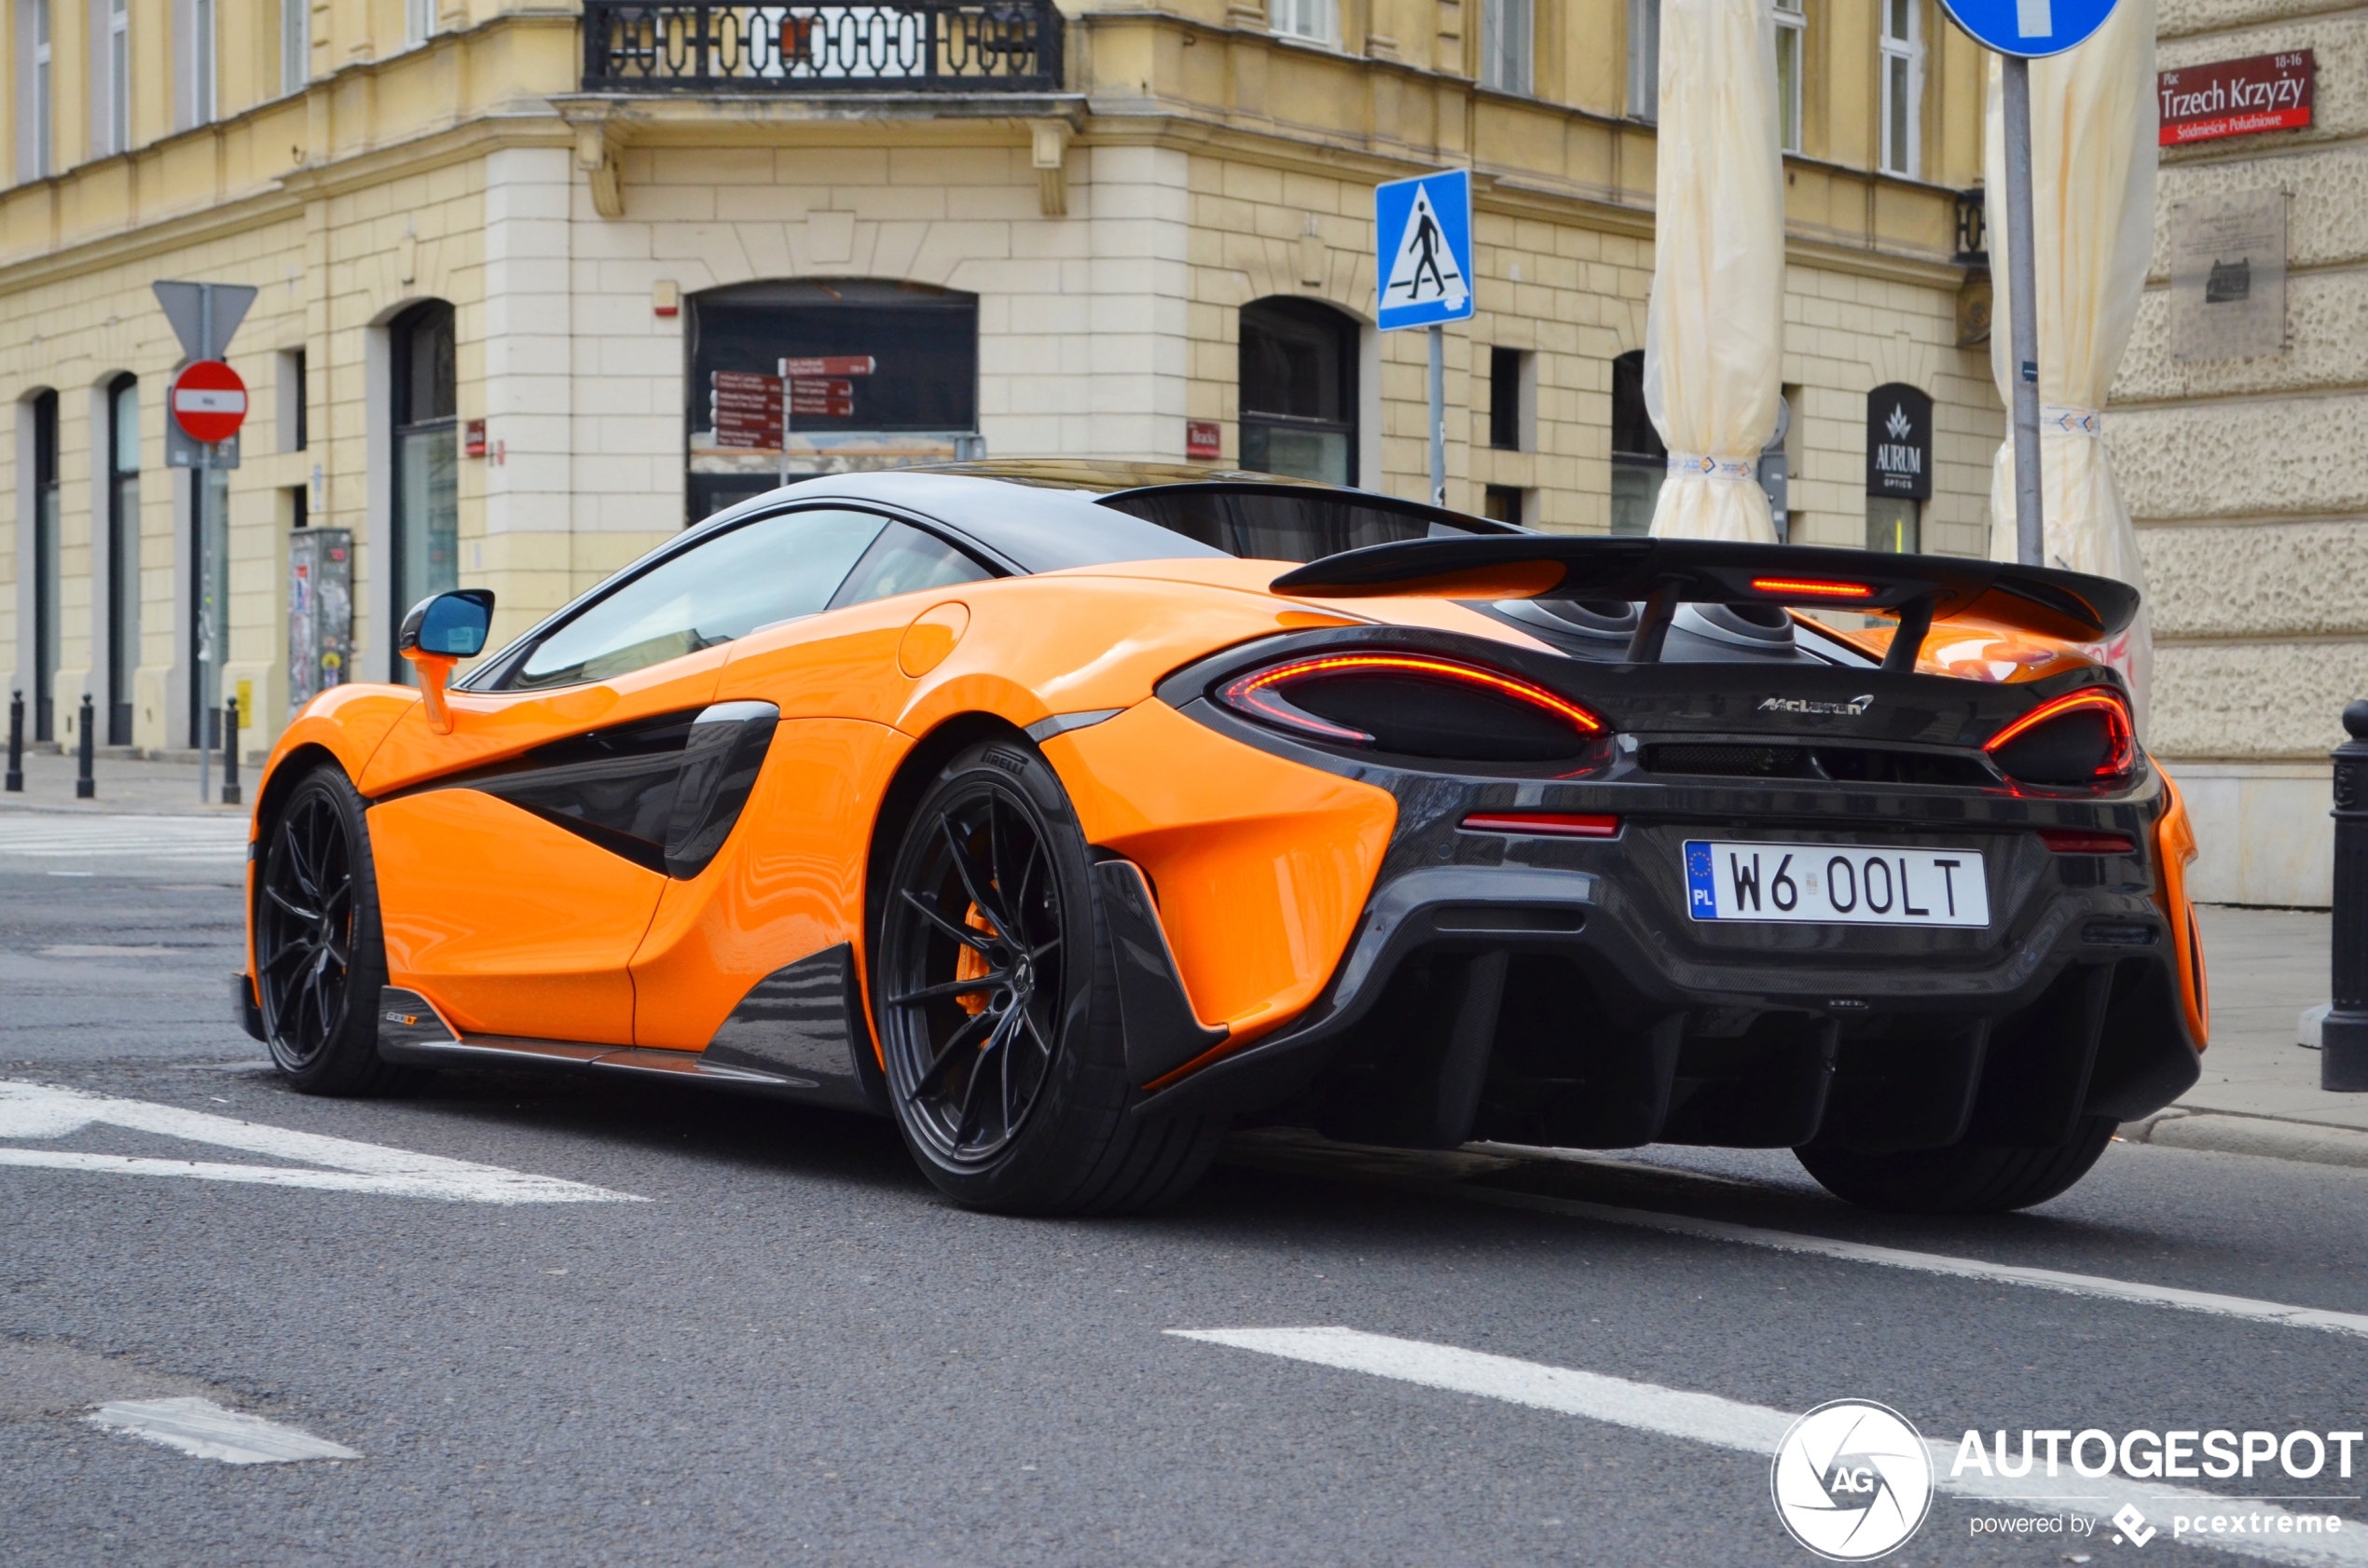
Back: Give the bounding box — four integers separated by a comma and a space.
1267, 537, 2141, 669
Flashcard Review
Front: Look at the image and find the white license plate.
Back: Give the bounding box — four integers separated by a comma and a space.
1682, 840, 1989, 928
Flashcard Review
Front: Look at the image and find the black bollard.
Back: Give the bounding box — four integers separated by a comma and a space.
221, 695, 242, 807
76, 693, 96, 800
2325, 698, 2368, 1091
5, 689, 21, 791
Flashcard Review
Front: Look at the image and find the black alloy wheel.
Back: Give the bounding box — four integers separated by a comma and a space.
874, 738, 1229, 1214
254, 766, 410, 1095
881, 777, 1066, 1164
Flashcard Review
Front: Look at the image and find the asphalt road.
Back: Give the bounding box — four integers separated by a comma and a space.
4, 863, 2364, 1567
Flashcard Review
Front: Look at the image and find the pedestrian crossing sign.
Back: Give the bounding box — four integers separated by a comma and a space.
1374, 169, 1474, 330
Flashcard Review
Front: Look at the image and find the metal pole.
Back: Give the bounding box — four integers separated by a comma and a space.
5, 690, 21, 791
196, 465, 212, 805
2325, 697, 2368, 1091
1427, 323, 1445, 508
76, 693, 95, 799
221, 693, 241, 807
2002, 55, 2045, 568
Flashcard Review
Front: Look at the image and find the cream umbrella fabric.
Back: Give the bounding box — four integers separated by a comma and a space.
1983, 0, 2158, 733
1642, 0, 1787, 542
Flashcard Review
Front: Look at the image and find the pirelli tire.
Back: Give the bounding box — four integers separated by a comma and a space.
1793, 1115, 2118, 1215
872, 737, 1226, 1216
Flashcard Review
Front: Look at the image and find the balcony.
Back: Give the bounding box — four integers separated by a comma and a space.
581, 1, 1066, 93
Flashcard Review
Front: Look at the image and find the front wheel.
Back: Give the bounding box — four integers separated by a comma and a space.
1794, 1116, 2117, 1214
871, 737, 1223, 1215
254, 765, 415, 1096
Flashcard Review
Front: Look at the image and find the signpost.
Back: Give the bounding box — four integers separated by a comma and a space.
1933, 0, 2122, 568
1375, 169, 1474, 507
152, 281, 257, 804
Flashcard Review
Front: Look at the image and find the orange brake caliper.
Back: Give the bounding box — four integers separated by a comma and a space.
954, 904, 998, 1016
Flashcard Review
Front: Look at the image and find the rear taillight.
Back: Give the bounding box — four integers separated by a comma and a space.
2041, 829, 2136, 854
1215, 652, 1607, 765
1985, 689, 2135, 787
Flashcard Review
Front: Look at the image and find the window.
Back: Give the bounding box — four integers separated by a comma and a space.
31, 391, 60, 741
1489, 347, 1530, 451
105, 0, 130, 154
1880, 0, 1922, 177
1238, 297, 1358, 487
1866, 496, 1920, 553
1773, 0, 1805, 154
32, 0, 54, 177
1482, 486, 1526, 526
1480, 0, 1532, 94
391, 301, 459, 680
194, 0, 215, 120
405, 0, 434, 46
282, 0, 309, 92
280, 348, 308, 451
684, 280, 980, 524
1269, 0, 1335, 45
496, 510, 986, 692
1609, 351, 1666, 537
1100, 485, 1501, 562
1627, 0, 1658, 119
107, 376, 140, 745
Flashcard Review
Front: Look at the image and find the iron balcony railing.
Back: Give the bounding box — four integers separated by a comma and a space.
582, 0, 1065, 92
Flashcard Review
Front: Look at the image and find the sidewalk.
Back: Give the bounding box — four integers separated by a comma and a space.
1, 750, 248, 818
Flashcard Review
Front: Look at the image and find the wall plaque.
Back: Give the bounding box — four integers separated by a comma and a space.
2171, 190, 2287, 362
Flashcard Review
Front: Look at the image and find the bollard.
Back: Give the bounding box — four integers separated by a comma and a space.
5, 690, 21, 791
76, 693, 96, 800
2326, 698, 2368, 1091
221, 695, 242, 807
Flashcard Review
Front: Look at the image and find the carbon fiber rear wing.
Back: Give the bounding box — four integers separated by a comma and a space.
1268, 537, 2141, 669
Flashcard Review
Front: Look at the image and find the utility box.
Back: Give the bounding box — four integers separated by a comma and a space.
287, 529, 353, 718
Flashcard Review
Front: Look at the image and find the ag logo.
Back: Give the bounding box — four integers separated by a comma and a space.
1770, 1399, 1934, 1560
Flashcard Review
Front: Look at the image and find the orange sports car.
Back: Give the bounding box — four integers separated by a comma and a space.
240, 462, 2206, 1215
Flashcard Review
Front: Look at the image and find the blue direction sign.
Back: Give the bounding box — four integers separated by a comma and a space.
1936, 0, 2119, 57
1374, 170, 1474, 331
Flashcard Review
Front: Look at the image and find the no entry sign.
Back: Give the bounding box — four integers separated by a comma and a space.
172, 360, 249, 444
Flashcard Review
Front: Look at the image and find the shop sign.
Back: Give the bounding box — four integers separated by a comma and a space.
1186, 420, 1221, 460
1865, 384, 1934, 501
2158, 52, 2313, 145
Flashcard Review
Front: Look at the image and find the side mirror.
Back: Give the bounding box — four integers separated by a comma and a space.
398, 589, 495, 658
397, 590, 495, 736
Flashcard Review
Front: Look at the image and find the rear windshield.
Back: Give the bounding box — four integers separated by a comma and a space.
1095, 484, 1510, 564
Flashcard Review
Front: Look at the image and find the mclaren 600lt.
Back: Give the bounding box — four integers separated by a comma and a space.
241, 463, 2206, 1216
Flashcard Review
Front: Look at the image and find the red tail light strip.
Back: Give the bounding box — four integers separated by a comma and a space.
1219, 653, 1606, 739
1461, 812, 1621, 838
2041, 829, 2137, 854
1984, 687, 2137, 778
1749, 576, 1874, 599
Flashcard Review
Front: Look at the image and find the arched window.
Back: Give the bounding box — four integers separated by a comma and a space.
30, 391, 60, 741
391, 300, 458, 677
107, 375, 140, 744
1609, 350, 1666, 536
1238, 298, 1357, 487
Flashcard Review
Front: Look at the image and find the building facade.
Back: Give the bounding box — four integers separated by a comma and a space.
21, 2, 2245, 853
2112, 0, 2361, 906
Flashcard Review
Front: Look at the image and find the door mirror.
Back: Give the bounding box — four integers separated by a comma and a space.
399, 589, 496, 659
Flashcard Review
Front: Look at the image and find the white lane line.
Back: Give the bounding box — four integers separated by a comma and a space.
88, 1397, 360, 1464
1454, 1187, 2368, 1342
0, 1080, 640, 1204
1172, 1327, 2368, 1568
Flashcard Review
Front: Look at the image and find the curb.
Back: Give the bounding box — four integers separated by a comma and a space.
2120, 1109, 2368, 1171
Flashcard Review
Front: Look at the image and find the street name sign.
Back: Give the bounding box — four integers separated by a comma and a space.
1936, 0, 2120, 56
1375, 170, 1473, 331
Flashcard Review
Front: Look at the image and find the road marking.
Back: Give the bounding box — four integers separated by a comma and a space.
0, 815, 247, 862
37, 944, 178, 957
0, 1080, 641, 1204
1455, 1187, 2368, 1342
88, 1397, 360, 1464
1172, 1327, 2368, 1567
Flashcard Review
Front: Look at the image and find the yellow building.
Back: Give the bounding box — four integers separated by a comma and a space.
3, 0, 1996, 763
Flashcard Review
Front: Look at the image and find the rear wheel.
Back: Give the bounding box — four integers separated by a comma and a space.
1794, 1116, 2116, 1214
255, 765, 415, 1096
873, 737, 1224, 1215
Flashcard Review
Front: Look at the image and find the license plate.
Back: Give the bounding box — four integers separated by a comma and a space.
1682, 840, 1989, 928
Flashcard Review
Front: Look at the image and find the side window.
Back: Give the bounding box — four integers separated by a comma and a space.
503, 509, 888, 691
827, 522, 991, 612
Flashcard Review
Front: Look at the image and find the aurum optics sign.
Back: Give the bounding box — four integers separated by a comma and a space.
2158, 51, 2314, 145
1865, 384, 1934, 502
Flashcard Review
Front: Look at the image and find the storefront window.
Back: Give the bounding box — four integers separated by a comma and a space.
1239, 298, 1357, 488
31, 390, 60, 741
684, 280, 979, 524
1610, 351, 1666, 536
108, 375, 140, 745
391, 300, 459, 681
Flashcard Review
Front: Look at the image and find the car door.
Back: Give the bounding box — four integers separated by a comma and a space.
359, 506, 895, 1042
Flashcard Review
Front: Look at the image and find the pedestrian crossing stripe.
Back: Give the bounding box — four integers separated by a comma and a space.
1382, 183, 1467, 314
0, 816, 248, 860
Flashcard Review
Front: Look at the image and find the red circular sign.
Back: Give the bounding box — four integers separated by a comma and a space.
171, 360, 249, 444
